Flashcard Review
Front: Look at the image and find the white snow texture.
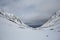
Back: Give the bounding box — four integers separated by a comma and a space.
0, 9, 60, 40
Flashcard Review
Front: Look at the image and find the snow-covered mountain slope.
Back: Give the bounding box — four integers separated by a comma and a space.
0, 9, 29, 29
0, 9, 60, 30
0, 10, 60, 40
0, 13, 60, 40
37, 10, 60, 30
41, 14, 59, 27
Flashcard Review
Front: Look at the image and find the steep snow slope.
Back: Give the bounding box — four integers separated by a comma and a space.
37, 11, 60, 30
0, 14, 60, 40
0, 10, 60, 40
0, 9, 29, 29
0, 9, 60, 30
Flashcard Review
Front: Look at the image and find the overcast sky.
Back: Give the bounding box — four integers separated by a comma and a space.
0, 0, 60, 25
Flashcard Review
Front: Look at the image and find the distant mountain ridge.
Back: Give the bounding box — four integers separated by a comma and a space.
40, 10, 60, 29
0, 9, 60, 30
0, 9, 29, 29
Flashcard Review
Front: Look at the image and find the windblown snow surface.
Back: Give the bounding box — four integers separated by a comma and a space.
0, 10, 60, 40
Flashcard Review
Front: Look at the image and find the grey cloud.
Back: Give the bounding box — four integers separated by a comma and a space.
0, 0, 60, 26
